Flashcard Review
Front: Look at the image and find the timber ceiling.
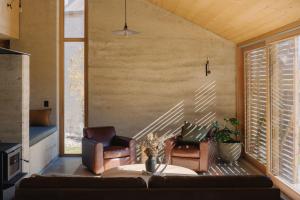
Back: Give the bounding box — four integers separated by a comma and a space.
148, 0, 300, 43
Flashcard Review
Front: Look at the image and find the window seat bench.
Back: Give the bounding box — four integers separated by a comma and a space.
29, 125, 58, 174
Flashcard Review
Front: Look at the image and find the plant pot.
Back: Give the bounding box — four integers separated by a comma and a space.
218, 142, 241, 163
145, 156, 157, 172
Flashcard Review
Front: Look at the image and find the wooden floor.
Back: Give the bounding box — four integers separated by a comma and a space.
202, 158, 262, 176
42, 157, 261, 176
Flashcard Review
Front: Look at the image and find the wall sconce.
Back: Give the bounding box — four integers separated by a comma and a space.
205, 57, 211, 76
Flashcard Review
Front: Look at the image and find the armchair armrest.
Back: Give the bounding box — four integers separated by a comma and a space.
82, 137, 104, 174
164, 136, 177, 164
199, 140, 217, 172
164, 136, 177, 148
112, 136, 136, 164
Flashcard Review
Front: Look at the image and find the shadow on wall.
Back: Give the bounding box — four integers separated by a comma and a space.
194, 80, 216, 126
134, 100, 184, 162
134, 79, 217, 162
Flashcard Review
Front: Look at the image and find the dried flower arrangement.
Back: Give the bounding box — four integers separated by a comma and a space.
141, 133, 163, 158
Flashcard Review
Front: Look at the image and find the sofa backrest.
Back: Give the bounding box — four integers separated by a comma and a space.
16, 175, 280, 200
83, 126, 116, 147
19, 176, 147, 189
148, 175, 273, 188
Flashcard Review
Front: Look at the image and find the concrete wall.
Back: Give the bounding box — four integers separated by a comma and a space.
0, 54, 30, 173
11, 0, 59, 125
88, 0, 236, 141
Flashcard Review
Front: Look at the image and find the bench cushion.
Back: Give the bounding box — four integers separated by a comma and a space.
29, 126, 57, 146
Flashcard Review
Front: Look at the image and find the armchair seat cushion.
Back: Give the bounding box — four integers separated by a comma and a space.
171, 145, 200, 158
104, 146, 130, 159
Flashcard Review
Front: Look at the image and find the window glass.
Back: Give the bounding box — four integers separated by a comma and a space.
64, 0, 85, 38
64, 42, 85, 154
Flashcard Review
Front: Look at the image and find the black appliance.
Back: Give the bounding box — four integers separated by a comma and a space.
0, 143, 22, 185
0, 143, 26, 200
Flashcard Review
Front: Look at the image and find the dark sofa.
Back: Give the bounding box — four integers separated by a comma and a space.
16, 175, 280, 200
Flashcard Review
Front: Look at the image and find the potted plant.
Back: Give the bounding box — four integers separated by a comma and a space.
213, 118, 241, 163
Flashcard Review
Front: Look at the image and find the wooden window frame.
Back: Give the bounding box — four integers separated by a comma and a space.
59, 0, 88, 156
237, 22, 300, 200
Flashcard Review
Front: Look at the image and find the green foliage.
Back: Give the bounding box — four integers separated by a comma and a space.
213, 118, 240, 143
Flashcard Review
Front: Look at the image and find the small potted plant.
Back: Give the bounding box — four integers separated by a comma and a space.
213, 118, 241, 163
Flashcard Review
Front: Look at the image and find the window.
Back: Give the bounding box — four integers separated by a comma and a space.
245, 47, 268, 166
61, 0, 86, 154
270, 37, 300, 185
244, 36, 300, 196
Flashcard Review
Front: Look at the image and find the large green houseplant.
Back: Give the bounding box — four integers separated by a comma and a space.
213, 118, 241, 163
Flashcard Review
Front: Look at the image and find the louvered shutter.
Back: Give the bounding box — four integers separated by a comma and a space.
270, 38, 299, 184
245, 47, 268, 165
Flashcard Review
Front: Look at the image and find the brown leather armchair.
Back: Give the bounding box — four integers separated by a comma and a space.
82, 126, 136, 174
164, 136, 217, 172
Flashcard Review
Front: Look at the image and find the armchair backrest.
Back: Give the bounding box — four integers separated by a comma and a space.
83, 126, 116, 147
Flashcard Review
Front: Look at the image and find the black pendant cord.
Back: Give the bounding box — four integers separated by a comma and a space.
124, 0, 128, 29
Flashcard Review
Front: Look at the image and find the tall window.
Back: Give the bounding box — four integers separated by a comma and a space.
245, 47, 268, 166
270, 37, 299, 184
245, 36, 300, 195
62, 0, 86, 154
